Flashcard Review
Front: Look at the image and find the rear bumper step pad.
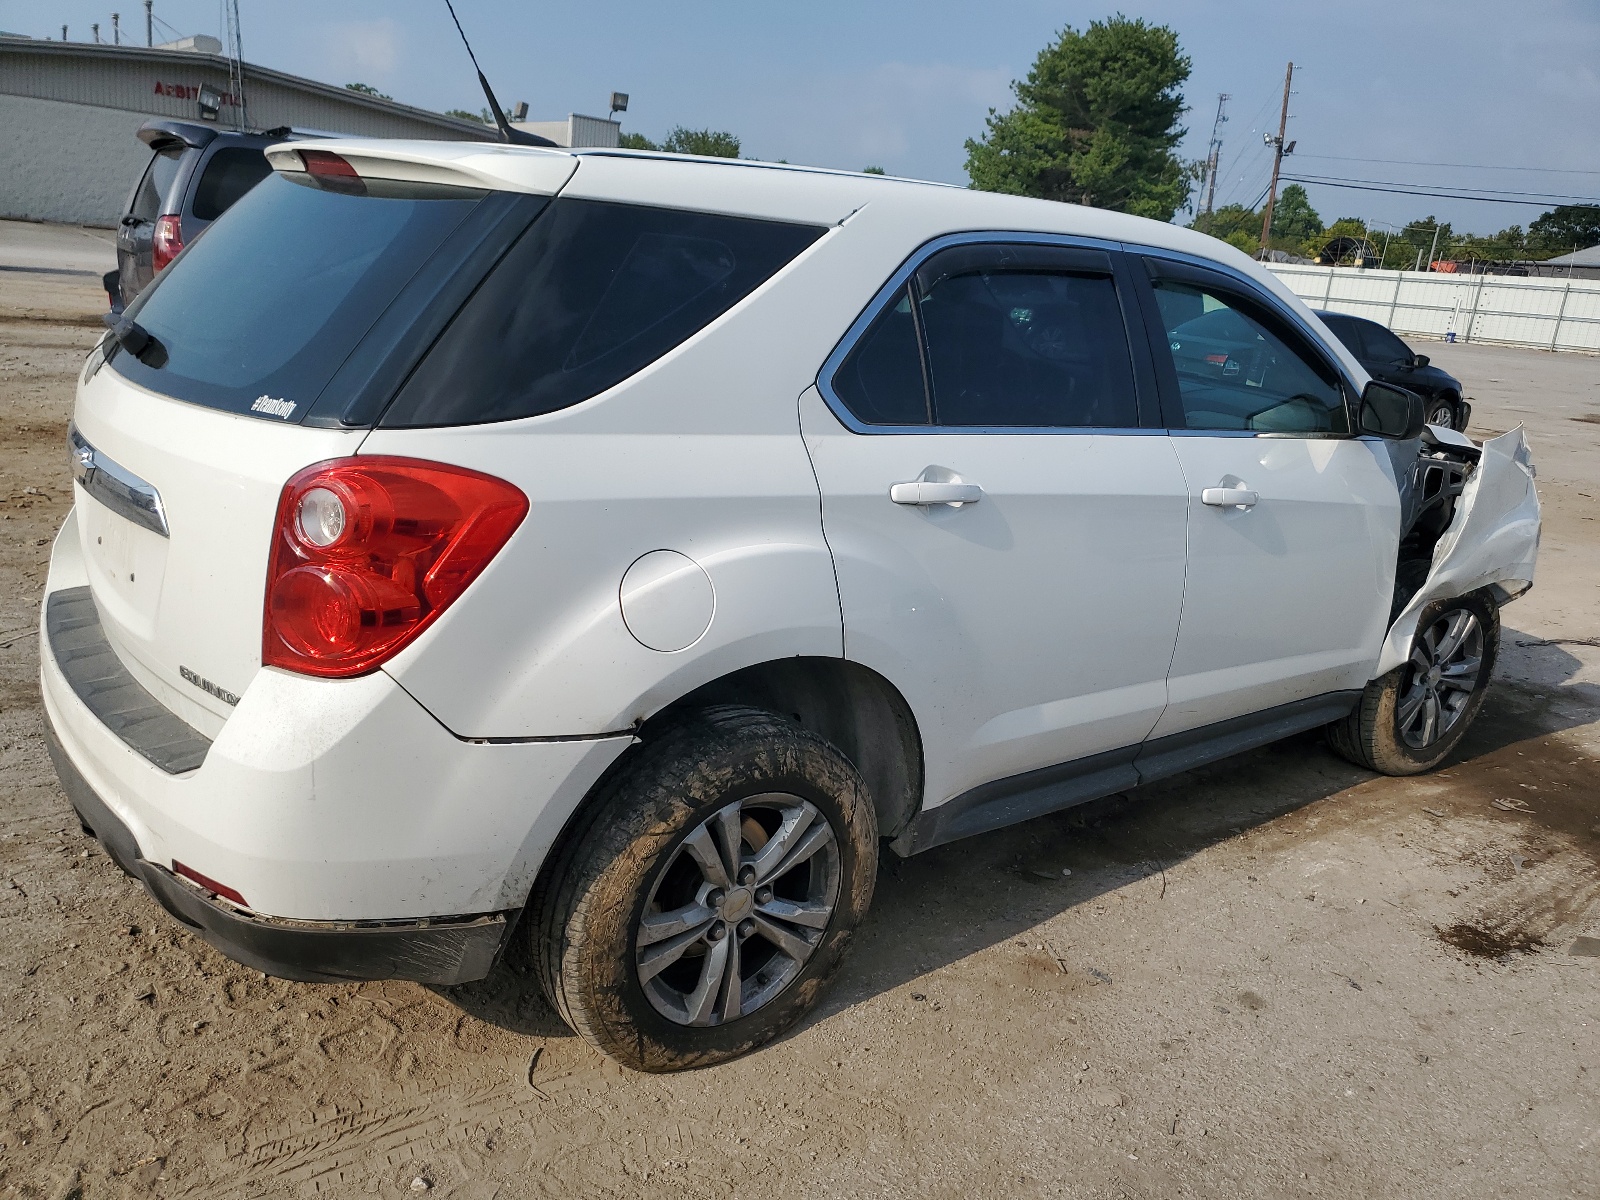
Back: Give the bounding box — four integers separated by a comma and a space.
45, 586, 211, 775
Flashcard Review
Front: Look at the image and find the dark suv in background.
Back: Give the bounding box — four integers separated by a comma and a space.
1316, 310, 1470, 431
107, 120, 320, 318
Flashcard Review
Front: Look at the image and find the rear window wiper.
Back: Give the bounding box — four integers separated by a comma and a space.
112, 318, 167, 368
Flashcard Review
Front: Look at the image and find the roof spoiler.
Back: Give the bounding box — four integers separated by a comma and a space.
137, 118, 219, 151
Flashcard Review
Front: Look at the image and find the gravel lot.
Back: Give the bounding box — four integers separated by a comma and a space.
1, 222, 1597, 1198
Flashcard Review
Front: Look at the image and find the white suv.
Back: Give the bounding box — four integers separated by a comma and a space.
41, 141, 1540, 1071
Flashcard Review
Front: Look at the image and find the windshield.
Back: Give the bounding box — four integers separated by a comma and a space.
112, 171, 485, 421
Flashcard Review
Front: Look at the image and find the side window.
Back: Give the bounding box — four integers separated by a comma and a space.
384, 199, 825, 426
191, 147, 273, 221
1320, 316, 1363, 360
916, 250, 1139, 428
131, 147, 183, 220
832, 285, 929, 425
1150, 279, 1349, 434
1357, 320, 1411, 365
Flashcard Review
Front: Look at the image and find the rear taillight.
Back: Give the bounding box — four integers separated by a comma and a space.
263, 457, 528, 678
152, 214, 183, 271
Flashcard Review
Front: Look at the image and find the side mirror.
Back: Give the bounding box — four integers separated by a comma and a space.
1359, 380, 1425, 439
1410, 353, 1430, 369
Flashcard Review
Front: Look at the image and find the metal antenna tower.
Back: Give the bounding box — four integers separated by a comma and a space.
1201, 93, 1230, 216
224, 0, 247, 129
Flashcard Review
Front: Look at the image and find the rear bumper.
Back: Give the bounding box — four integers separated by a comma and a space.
39, 505, 633, 940
45, 716, 508, 984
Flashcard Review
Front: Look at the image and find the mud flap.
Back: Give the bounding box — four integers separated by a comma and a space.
1377, 427, 1540, 675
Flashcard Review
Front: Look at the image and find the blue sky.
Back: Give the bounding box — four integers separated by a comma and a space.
16, 1, 1600, 238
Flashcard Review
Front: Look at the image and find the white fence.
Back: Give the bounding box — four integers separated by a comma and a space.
1266, 263, 1600, 354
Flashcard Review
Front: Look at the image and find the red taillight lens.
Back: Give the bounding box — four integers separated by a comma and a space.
263, 457, 528, 678
152, 214, 183, 271
298, 150, 366, 195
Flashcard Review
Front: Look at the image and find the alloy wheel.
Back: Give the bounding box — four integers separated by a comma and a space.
1398, 607, 1483, 749
1427, 400, 1455, 428
635, 792, 841, 1027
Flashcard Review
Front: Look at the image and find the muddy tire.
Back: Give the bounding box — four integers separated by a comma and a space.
528, 705, 877, 1072
1328, 590, 1499, 775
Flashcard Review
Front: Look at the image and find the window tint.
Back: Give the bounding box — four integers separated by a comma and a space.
831, 285, 929, 425
114, 172, 484, 419
384, 199, 825, 426
1320, 315, 1362, 358
131, 147, 183, 220
1356, 319, 1411, 364
191, 146, 273, 221
916, 253, 1138, 428
1151, 280, 1348, 434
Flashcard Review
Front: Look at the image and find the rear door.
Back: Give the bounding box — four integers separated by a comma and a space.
1135, 256, 1399, 737
803, 239, 1190, 809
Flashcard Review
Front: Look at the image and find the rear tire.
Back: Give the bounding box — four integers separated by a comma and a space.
1328, 590, 1498, 775
529, 705, 877, 1072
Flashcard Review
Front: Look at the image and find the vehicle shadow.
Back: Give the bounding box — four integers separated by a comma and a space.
447, 627, 1598, 1042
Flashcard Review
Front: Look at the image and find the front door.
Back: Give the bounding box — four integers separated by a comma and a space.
1136, 258, 1399, 739
803, 241, 1191, 810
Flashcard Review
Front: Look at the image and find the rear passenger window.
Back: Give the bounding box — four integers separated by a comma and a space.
192, 147, 273, 221
131, 148, 183, 220
826, 243, 1141, 429
917, 253, 1138, 428
832, 285, 929, 425
383, 200, 825, 426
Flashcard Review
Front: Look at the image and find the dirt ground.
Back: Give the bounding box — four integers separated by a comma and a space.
1, 229, 1597, 1199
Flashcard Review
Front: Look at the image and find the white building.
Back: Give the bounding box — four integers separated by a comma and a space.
0, 35, 490, 225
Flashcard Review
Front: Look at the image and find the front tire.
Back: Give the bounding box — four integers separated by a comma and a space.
1328, 590, 1499, 775
529, 706, 877, 1072
1425, 395, 1459, 430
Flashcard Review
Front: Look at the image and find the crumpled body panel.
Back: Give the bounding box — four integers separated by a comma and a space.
1377, 427, 1540, 675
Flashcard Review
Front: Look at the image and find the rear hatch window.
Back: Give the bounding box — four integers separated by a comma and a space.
111, 171, 486, 421
131, 146, 183, 219
191, 145, 274, 220
380, 199, 825, 426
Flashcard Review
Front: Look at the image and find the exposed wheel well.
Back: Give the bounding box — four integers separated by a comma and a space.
641, 658, 924, 841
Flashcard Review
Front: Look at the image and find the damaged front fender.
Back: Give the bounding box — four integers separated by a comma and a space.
1377, 427, 1541, 675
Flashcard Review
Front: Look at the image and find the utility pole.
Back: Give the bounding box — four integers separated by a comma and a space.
1258, 61, 1294, 255
145, 0, 154, 47
112, 13, 121, 45
91, 23, 100, 43
1201, 93, 1230, 217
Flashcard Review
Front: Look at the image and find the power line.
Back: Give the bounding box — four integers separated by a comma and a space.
1281, 175, 1599, 207
1293, 153, 1600, 176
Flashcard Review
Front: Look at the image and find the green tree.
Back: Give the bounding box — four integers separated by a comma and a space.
1529, 204, 1600, 256
661, 127, 741, 158
1268, 183, 1322, 249
863, 165, 886, 175
443, 108, 491, 124
1190, 203, 1258, 242
964, 16, 1192, 221
619, 132, 659, 150
344, 82, 392, 101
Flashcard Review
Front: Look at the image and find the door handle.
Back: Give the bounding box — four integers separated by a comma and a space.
889, 480, 983, 507
1201, 486, 1259, 509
